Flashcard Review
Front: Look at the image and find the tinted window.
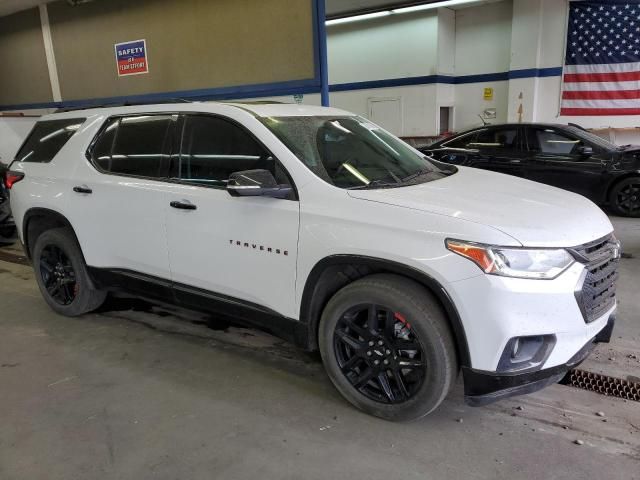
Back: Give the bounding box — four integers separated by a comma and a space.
92, 118, 118, 171
469, 128, 519, 150
442, 132, 478, 149
530, 128, 582, 155
175, 115, 284, 187
93, 115, 174, 177
16, 118, 86, 163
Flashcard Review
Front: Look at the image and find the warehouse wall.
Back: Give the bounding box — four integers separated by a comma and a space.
454, 0, 512, 129
328, 12, 438, 83
0, 9, 52, 106
3, 0, 639, 140
509, 0, 640, 130
47, 0, 316, 102
0, 0, 320, 109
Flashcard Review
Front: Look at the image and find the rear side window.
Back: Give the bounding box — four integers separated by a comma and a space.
15, 118, 86, 163
442, 132, 478, 149
91, 114, 175, 178
469, 128, 520, 150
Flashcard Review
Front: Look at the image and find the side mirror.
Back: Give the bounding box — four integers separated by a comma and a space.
578, 146, 594, 157
227, 169, 292, 199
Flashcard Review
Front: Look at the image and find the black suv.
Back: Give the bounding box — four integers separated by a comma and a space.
421, 123, 640, 217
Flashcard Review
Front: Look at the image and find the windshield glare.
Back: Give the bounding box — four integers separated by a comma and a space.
262, 116, 455, 189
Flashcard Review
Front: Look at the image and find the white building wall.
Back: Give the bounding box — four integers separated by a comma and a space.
327, 12, 439, 83
454, 1, 513, 75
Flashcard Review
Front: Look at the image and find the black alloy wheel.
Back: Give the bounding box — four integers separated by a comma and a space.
613, 179, 640, 217
39, 244, 78, 305
333, 304, 426, 404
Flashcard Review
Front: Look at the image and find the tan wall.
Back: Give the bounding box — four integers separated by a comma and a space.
0, 8, 53, 105
48, 0, 317, 101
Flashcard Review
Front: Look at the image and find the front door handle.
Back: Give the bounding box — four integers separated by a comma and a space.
73, 185, 92, 194
170, 200, 197, 210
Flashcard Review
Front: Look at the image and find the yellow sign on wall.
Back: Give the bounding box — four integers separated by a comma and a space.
483, 87, 493, 100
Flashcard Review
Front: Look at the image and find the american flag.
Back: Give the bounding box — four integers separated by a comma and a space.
561, 0, 640, 116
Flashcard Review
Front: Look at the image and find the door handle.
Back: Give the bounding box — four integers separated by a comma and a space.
170, 200, 197, 210
73, 185, 92, 194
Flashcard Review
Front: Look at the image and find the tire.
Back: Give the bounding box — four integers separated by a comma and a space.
319, 274, 458, 421
609, 177, 640, 217
32, 228, 106, 316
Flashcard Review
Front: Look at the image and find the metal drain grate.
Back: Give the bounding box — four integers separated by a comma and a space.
562, 369, 640, 401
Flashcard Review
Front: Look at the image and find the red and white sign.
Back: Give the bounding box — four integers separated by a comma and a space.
114, 39, 149, 77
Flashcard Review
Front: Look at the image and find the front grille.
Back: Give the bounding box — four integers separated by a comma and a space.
570, 235, 619, 323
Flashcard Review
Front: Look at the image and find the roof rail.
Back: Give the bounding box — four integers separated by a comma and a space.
54, 98, 193, 113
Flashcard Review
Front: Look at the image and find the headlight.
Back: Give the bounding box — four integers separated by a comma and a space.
446, 239, 575, 279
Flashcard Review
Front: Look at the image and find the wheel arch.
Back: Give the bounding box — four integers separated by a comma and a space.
22, 207, 79, 260
300, 255, 471, 367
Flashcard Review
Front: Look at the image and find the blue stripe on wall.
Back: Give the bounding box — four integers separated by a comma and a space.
0, 67, 563, 111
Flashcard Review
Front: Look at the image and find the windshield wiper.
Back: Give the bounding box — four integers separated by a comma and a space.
347, 179, 398, 190
401, 168, 436, 182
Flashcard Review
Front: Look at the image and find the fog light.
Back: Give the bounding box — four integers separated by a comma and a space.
497, 335, 556, 373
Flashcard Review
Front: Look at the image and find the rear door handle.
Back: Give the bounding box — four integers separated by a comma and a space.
170, 200, 197, 210
73, 185, 92, 194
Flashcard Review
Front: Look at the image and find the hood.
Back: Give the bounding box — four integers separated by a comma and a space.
618, 144, 640, 153
348, 167, 613, 247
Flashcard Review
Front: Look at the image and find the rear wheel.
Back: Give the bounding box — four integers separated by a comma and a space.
609, 177, 640, 217
33, 228, 106, 316
319, 274, 458, 421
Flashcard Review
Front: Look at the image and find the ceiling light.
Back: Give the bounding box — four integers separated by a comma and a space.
325, 0, 484, 25
392, 0, 481, 14
325, 11, 391, 26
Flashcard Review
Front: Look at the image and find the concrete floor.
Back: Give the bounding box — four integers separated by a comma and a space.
0, 217, 638, 479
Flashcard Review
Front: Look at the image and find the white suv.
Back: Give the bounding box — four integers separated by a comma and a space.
6, 102, 619, 420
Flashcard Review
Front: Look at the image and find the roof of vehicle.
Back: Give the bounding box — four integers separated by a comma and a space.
43, 101, 354, 121
453, 123, 579, 133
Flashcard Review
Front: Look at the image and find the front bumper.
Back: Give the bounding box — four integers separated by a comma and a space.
462, 315, 615, 406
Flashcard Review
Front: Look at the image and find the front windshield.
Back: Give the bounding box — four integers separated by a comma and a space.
566, 126, 617, 151
261, 115, 456, 189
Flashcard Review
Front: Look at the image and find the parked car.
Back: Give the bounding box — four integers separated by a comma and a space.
420, 123, 640, 217
0, 161, 17, 245
5, 104, 619, 420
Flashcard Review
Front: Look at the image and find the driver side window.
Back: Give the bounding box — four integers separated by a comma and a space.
529, 128, 583, 156
174, 115, 290, 188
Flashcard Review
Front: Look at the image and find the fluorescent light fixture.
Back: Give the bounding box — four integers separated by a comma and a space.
392, 0, 481, 14
326, 0, 483, 25
325, 11, 391, 26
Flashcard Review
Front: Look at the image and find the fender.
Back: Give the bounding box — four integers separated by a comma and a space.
300, 255, 472, 367
21, 207, 77, 259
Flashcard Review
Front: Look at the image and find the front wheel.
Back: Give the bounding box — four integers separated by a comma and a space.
609, 177, 640, 217
319, 274, 458, 421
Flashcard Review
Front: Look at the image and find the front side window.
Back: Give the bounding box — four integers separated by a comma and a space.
262, 116, 455, 189
529, 128, 583, 156
173, 115, 289, 188
16, 118, 86, 163
92, 115, 174, 177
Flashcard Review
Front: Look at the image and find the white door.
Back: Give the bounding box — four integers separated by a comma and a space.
164, 114, 300, 318
368, 97, 403, 136
66, 114, 176, 279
